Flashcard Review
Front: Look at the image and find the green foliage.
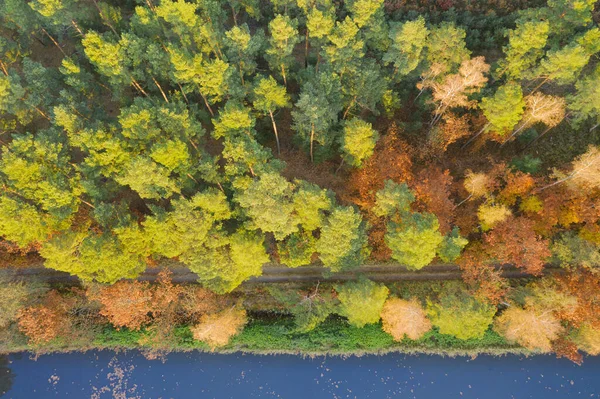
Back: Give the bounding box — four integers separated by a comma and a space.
499, 21, 549, 80
510, 155, 542, 174
340, 119, 379, 167
437, 227, 468, 263
383, 17, 428, 76
40, 231, 146, 284
386, 212, 444, 270
0, 196, 68, 248
426, 22, 470, 72
336, 279, 389, 328
277, 230, 316, 267
480, 83, 525, 136
427, 292, 496, 340
372, 180, 415, 218
551, 233, 600, 270
316, 206, 369, 272
268, 285, 337, 332
292, 181, 332, 231
252, 76, 289, 114
265, 15, 299, 83
236, 172, 298, 240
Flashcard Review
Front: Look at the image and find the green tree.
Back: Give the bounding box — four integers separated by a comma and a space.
427, 292, 495, 340
316, 206, 369, 272
292, 180, 333, 231
266, 15, 300, 86
224, 24, 264, 86
383, 17, 429, 77
569, 66, 600, 130
0, 131, 80, 219
372, 180, 415, 217
386, 212, 444, 270
184, 229, 269, 293
437, 227, 468, 263
252, 76, 290, 153
277, 230, 316, 267
425, 22, 470, 73
480, 83, 525, 137
0, 196, 67, 248
324, 17, 364, 75
292, 68, 342, 161
235, 172, 298, 240
40, 231, 146, 284
305, 8, 335, 69
340, 118, 379, 167
551, 233, 600, 270
498, 21, 549, 80
535, 29, 600, 85
336, 279, 389, 327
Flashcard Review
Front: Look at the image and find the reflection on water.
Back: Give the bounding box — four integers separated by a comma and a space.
3, 351, 600, 398
0, 356, 14, 397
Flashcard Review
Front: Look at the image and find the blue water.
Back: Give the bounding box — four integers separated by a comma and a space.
1, 351, 599, 398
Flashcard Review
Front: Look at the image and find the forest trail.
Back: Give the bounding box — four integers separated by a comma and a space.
0, 263, 562, 284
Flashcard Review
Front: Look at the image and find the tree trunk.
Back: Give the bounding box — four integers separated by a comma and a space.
281, 64, 287, 87
310, 123, 315, 163
41, 28, 67, 57
304, 29, 309, 68
198, 88, 214, 116
269, 110, 281, 155
152, 76, 169, 103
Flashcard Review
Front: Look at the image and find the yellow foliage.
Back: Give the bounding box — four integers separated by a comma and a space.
477, 203, 512, 231
494, 307, 563, 352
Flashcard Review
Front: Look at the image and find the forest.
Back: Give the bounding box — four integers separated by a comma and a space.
0, 0, 599, 363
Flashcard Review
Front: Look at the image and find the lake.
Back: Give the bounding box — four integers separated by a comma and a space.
1, 351, 599, 398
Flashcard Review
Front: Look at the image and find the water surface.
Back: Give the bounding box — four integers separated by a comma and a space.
2, 351, 599, 398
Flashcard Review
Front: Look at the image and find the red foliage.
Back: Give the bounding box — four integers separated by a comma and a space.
412, 167, 455, 234
458, 243, 509, 304
553, 338, 583, 365
484, 216, 551, 275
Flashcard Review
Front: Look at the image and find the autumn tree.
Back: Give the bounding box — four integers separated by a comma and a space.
17, 290, 74, 345
381, 297, 431, 340
335, 279, 389, 328
87, 280, 153, 331
494, 306, 563, 352
483, 217, 551, 274
191, 307, 247, 349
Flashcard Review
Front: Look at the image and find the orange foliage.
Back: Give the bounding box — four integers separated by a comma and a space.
531, 187, 600, 234
17, 290, 74, 345
381, 298, 432, 340
497, 171, 535, 206
412, 167, 455, 234
428, 113, 471, 153
191, 307, 247, 349
344, 123, 414, 210
484, 216, 551, 275
553, 271, 600, 329
88, 270, 185, 332
88, 280, 153, 331
553, 338, 583, 365
458, 243, 509, 304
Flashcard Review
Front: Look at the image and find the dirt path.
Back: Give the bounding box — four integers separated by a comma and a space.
0, 263, 562, 285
